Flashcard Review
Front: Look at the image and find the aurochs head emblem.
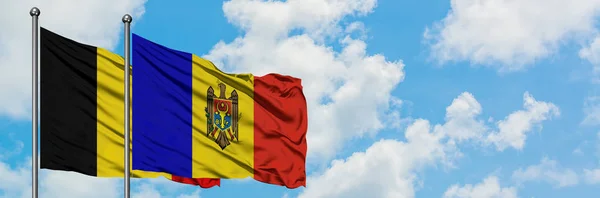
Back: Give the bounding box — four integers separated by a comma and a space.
205, 83, 240, 150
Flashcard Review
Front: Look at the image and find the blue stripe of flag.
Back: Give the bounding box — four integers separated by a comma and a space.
132, 34, 193, 177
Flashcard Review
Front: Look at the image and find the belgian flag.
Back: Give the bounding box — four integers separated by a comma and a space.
39, 27, 220, 187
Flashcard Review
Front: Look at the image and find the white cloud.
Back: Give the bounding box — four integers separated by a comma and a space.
220, 0, 376, 40
207, 0, 404, 161
512, 157, 579, 188
132, 178, 202, 198
579, 35, 600, 83
437, 92, 487, 142
580, 132, 600, 185
443, 176, 518, 198
0, 0, 147, 119
0, 157, 30, 198
0, 156, 121, 198
39, 171, 121, 198
297, 121, 449, 198
582, 96, 600, 126
174, 190, 201, 198
132, 184, 162, 198
298, 91, 556, 198
583, 169, 600, 184
0, 155, 204, 198
425, 0, 600, 72
485, 92, 560, 151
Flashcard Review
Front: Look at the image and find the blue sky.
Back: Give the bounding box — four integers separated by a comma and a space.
1, 0, 600, 197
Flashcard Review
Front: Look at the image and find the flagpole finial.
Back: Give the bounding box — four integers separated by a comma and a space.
30, 7, 40, 16
122, 14, 132, 23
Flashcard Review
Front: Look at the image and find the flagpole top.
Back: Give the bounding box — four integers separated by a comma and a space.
122, 14, 132, 23
30, 7, 40, 16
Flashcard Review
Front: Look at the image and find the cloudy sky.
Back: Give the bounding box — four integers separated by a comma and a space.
1, 0, 600, 197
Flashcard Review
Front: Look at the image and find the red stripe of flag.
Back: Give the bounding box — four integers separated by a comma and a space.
170, 176, 221, 188
253, 73, 308, 188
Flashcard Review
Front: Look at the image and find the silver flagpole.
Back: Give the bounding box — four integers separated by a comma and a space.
29, 7, 40, 198
122, 14, 132, 198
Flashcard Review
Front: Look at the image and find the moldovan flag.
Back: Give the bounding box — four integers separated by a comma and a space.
131, 34, 308, 188
39, 27, 219, 188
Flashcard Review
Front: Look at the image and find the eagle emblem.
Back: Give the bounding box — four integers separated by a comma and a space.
205, 83, 240, 150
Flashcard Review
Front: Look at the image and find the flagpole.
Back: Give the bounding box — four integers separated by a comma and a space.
30, 7, 40, 198
122, 14, 132, 198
